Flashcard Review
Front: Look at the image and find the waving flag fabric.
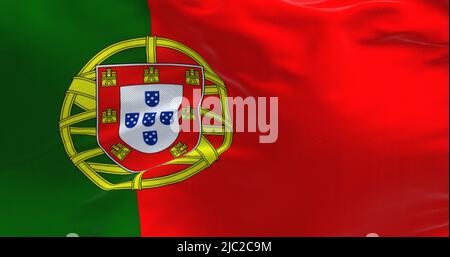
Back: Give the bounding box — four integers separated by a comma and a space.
140, 0, 448, 236
0, 0, 448, 236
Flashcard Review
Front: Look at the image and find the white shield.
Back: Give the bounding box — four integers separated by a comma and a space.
119, 84, 183, 153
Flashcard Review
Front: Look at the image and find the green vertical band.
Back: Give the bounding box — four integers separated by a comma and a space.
0, 0, 150, 236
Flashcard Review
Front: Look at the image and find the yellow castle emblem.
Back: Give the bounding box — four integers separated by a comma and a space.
101, 68, 117, 87
111, 143, 130, 161
101, 109, 117, 124
144, 67, 160, 83
185, 68, 200, 85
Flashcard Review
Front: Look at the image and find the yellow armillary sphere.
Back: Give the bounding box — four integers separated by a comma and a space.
59, 36, 233, 190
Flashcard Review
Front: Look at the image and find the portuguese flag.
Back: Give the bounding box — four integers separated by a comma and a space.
0, 0, 448, 236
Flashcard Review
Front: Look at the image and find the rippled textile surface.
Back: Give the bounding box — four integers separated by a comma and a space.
140, 0, 449, 236
0, 0, 148, 236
